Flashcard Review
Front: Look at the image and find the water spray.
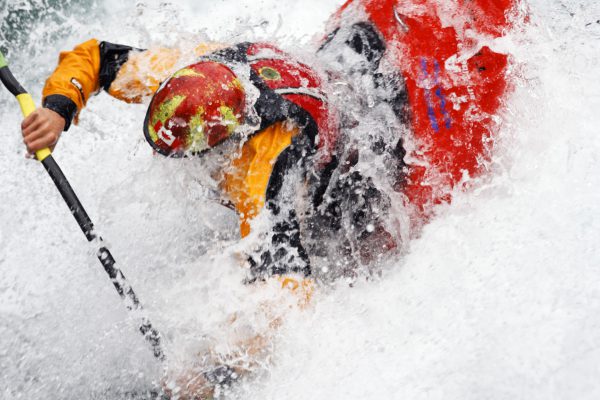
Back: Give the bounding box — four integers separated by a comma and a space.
0, 50, 166, 363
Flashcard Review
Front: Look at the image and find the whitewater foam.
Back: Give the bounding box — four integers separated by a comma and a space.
1, 0, 600, 399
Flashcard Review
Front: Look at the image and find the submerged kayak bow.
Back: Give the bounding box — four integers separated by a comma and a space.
0, 50, 165, 362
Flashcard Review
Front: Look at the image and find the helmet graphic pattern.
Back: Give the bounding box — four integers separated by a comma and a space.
144, 61, 246, 156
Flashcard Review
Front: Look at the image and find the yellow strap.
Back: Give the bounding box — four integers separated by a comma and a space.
16, 93, 52, 162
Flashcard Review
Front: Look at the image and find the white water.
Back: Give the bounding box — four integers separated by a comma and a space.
1, 0, 600, 399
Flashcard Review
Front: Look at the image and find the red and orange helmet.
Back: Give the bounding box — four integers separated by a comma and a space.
144, 61, 246, 157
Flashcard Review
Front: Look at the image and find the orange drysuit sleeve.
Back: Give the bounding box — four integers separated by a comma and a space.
42, 39, 101, 112
108, 42, 225, 103
42, 39, 225, 128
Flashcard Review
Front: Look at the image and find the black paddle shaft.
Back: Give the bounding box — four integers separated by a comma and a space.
0, 54, 165, 362
41, 156, 165, 361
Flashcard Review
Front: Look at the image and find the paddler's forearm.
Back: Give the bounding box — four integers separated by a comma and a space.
21, 39, 137, 153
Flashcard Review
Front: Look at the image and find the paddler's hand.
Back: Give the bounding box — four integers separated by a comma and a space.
21, 107, 65, 155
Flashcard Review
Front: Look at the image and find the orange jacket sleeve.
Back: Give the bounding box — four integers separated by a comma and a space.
42, 39, 102, 129
42, 40, 227, 129
108, 42, 226, 102
43, 38, 101, 110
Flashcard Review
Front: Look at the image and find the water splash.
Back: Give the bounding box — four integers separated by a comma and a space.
2, 0, 600, 399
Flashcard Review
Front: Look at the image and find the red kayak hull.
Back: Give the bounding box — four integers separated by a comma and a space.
327, 0, 517, 222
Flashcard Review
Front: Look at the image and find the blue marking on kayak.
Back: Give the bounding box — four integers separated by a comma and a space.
420, 58, 439, 133
433, 60, 452, 130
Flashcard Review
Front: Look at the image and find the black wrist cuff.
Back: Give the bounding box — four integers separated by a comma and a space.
42, 94, 77, 131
